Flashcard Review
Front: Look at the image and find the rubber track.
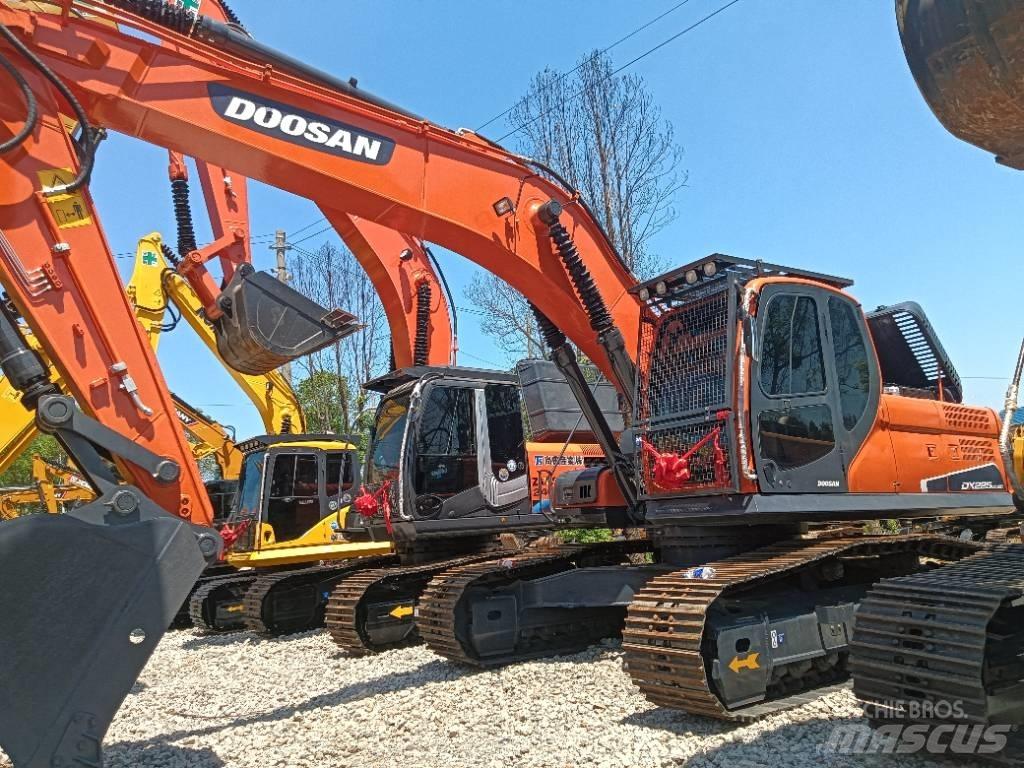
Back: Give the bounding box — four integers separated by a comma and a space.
621, 535, 980, 722
325, 550, 522, 654
851, 545, 1024, 729
417, 540, 649, 666
187, 573, 256, 632
242, 556, 396, 635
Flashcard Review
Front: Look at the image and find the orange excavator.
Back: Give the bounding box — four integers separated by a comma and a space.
0, 3, 1020, 767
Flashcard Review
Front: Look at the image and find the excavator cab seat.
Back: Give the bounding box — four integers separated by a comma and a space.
213, 264, 362, 375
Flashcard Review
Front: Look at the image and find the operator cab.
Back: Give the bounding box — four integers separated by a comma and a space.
224, 434, 359, 563
624, 254, 1010, 525
362, 366, 544, 541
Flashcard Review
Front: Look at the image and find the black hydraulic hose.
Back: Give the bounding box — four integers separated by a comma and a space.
217, 0, 245, 29
0, 23, 96, 194
102, 0, 422, 121
279, 413, 292, 435
171, 178, 199, 256
413, 281, 432, 366
424, 246, 458, 354
0, 47, 37, 154
524, 157, 633, 276
160, 242, 182, 268
529, 300, 569, 351
538, 201, 614, 335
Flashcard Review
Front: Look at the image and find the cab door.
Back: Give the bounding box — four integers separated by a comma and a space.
408, 382, 486, 520
751, 286, 846, 492
405, 380, 530, 523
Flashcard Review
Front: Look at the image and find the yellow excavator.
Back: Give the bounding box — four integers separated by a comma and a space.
0, 454, 92, 520
128, 232, 307, 435
0, 236, 245, 507
120, 234, 390, 633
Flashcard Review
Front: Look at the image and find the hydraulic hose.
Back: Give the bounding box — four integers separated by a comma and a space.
424, 246, 458, 362
413, 281, 432, 366
0, 47, 37, 154
101, 0, 422, 120
171, 178, 198, 256
160, 242, 181, 268
538, 201, 613, 335
0, 23, 95, 194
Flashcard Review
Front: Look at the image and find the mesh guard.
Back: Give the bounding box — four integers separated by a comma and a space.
214, 265, 362, 375
636, 271, 737, 497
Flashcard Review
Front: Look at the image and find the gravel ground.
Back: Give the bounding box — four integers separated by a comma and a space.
1, 630, 997, 768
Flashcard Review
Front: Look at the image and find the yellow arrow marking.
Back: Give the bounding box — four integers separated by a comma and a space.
224, 604, 244, 613
389, 605, 414, 620
728, 652, 760, 673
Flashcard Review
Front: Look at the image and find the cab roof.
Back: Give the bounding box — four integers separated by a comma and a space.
364, 365, 517, 394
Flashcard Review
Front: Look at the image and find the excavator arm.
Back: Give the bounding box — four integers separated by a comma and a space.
0, 3, 643, 765
0, 1, 640, 385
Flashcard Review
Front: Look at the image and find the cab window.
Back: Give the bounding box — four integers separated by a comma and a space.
415, 386, 478, 496
270, 454, 319, 499
828, 297, 870, 430
758, 404, 836, 469
325, 452, 355, 497
485, 384, 526, 481
237, 451, 266, 518
266, 452, 320, 542
760, 294, 826, 396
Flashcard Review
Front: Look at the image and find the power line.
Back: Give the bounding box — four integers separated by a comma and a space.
476, 0, 696, 132
288, 216, 328, 238
289, 225, 334, 247
458, 349, 504, 368
497, 0, 744, 143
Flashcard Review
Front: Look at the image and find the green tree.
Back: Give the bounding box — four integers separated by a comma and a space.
0, 435, 65, 487
295, 370, 376, 458
296, 370, 350, 434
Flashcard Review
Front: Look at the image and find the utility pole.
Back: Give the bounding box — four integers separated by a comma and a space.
271, 230, 293, 384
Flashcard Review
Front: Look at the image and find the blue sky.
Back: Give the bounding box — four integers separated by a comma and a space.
89, 0, 1023, 439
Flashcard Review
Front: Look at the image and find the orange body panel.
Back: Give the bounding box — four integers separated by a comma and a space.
525, 443, 605, 505
849, 394, 1005, 494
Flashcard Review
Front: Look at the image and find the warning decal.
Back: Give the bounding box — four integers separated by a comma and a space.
36, 168, 94, 229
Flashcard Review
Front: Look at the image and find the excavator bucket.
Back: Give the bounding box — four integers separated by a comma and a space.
213, 264, 362, 375
0, 504, 207, 767
897, 0, 1024, 169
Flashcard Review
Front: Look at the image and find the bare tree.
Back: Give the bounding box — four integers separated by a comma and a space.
290, 241, 389, 439
465, 50, 685, 360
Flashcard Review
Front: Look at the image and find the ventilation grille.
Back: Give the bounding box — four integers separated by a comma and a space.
943, 404, 994, 433
867, 302, 962, 403
958, 438, 997, 463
